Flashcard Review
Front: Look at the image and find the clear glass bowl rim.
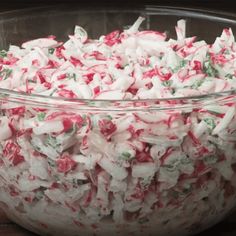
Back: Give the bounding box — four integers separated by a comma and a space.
1, 5, 236, 111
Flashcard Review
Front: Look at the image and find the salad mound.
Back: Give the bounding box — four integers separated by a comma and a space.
0, 17, 236, 236
1, 17, 236, 100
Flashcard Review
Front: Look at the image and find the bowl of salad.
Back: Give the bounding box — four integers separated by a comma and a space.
1, 5, 236, 236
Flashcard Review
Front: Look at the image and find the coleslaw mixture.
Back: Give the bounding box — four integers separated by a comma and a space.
0, 17, 236, 235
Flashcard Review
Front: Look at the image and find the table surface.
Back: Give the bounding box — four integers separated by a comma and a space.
1, 1, 236, 235
1, 208, 236, 236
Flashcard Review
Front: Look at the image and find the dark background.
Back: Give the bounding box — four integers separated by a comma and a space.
1, 0, 236, 12
0, 0, 236, 236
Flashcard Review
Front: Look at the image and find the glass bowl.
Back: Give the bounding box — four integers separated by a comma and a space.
1, 5, 236, 236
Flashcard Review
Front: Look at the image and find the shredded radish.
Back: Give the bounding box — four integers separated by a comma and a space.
1, 17, 236, 236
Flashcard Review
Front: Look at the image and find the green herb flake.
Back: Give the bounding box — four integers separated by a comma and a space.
120, 152, 132, 160
48, 158, 56, 167
107, 115, 113, 120
224, 49, 230, 55
180, 59, 187, 67
88, 101, 96, 106
140, 176, 153, 189
225, 73, 234, 80
66, 73, 76, 81
203, 58, 219, 77
48, 48, 55, 55
0, 50, 7, 58
172, 60, 188, 73
49, 88, 58, 96
81, 115, 87, 127
162, 80, 173, 87
203, 155, 218, 164
46, 135, 59, 148
0, 68, 13, 80
35, 190, 44, 200
37, 112, 46, 121
54, 175, 60, 181
191, 79, 204, 89
203, 117, 216, 130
